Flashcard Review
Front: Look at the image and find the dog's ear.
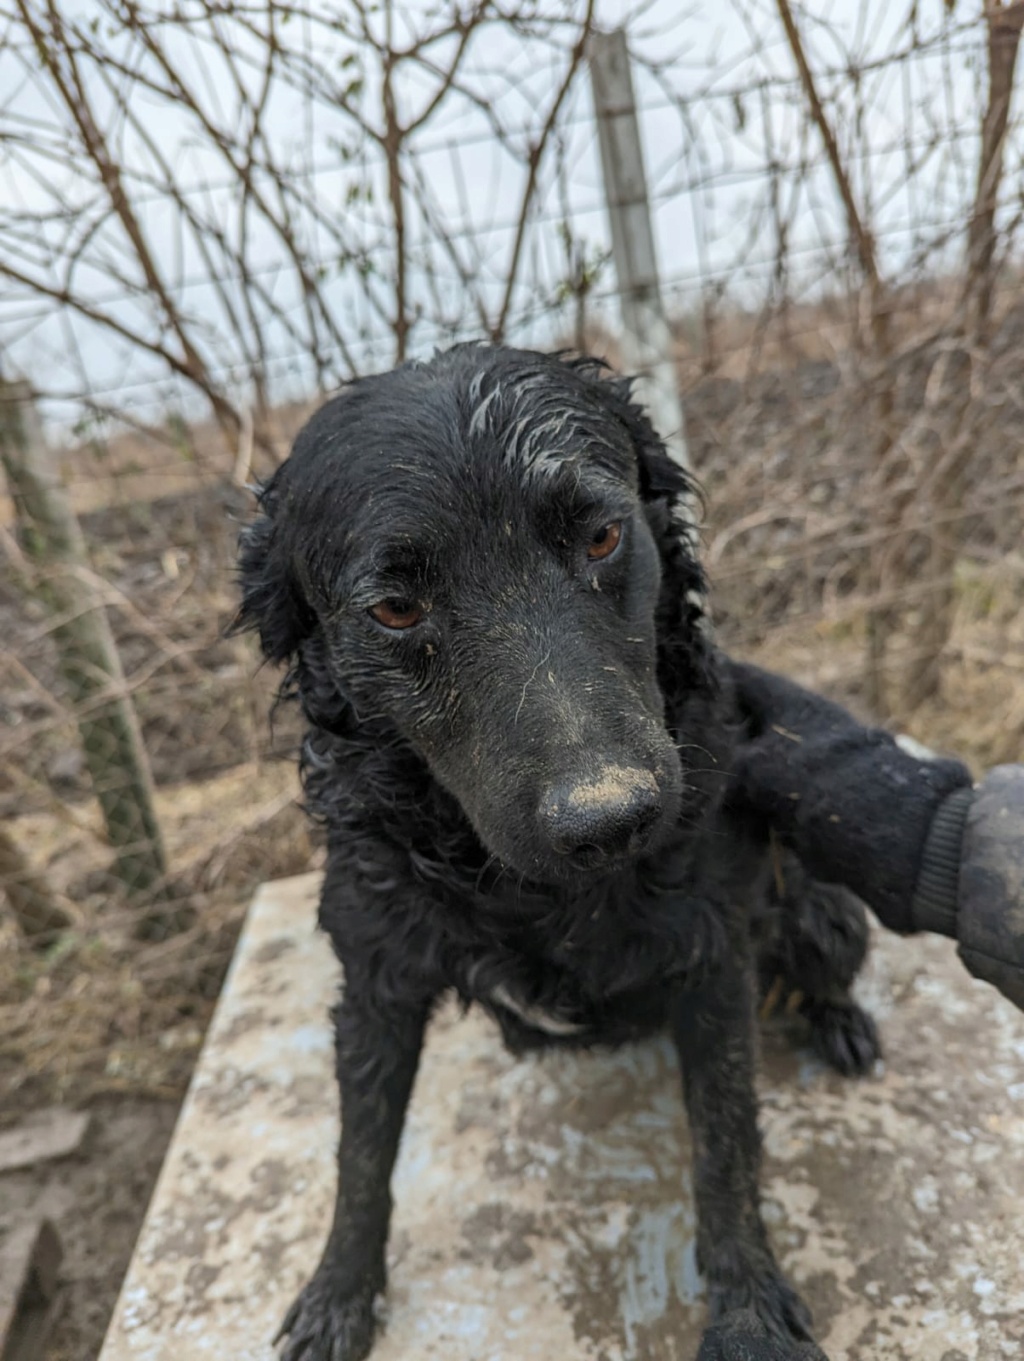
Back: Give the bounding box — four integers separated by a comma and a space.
232, 472, 358, 735
231, 471, 316, 664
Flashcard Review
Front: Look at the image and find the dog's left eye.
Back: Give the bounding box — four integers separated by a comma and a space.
587, 521, 623, 561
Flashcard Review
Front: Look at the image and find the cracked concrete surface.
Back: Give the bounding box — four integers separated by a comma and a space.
99, 872, 1024, 1361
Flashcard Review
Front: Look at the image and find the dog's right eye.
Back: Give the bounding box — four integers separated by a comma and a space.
369, 599, 423, 630
587, 520, 623, 561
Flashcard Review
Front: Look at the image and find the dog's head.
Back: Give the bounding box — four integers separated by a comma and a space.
235, 345, 719, 883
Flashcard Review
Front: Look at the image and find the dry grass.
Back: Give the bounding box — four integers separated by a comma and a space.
736, 554, 1024, 772
0, 761, 315, 1114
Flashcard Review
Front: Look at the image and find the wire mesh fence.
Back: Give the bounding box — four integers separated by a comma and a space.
2, 0, 1024, 1103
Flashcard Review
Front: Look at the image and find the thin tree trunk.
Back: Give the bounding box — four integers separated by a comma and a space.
900, 0, 1024, 712
966, 0, 1024, 342
776, 0, 898, 715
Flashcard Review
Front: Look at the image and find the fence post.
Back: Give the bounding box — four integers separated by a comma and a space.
589, 28, 700, 553
0, 380, 167, 897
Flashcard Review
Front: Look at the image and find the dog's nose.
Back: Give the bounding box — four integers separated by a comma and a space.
539, 766, 662, 868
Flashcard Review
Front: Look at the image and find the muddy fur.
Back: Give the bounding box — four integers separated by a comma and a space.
233, 345, 874, 1361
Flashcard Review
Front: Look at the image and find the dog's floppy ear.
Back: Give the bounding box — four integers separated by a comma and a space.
231, 469, 316, 664
232, 470, 357, 735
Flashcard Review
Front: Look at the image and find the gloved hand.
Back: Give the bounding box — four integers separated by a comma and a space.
956, 766, 1024, 1009
696, 1309, 827, 1360
722, 658, 1024, 1011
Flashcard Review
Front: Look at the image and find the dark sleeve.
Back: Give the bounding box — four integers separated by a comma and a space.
722, 658, 973, 935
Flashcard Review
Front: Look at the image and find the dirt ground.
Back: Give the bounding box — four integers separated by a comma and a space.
2, 330, 1023, 1358
2, 1100, 180, 1361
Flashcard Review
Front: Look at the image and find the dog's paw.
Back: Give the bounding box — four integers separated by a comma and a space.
276, 1273, 378, 1361
696, 1307, 828, 1360
707, 1256, 813, 1345
804, 998, 881, 1077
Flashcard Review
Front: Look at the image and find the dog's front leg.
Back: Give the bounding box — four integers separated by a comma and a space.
277, 988, 431, 1361
671, 944, 824, 1359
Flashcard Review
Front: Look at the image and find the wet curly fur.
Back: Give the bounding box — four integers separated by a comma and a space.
233, 345, 877, 1361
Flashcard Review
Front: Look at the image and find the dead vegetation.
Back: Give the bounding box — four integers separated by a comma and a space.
0, 477, 314, 1113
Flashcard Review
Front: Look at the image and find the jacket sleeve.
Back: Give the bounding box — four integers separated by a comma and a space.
722, 658, 972, 936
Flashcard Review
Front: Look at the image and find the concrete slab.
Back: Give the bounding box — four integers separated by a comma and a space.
99, 872, 1024, 1361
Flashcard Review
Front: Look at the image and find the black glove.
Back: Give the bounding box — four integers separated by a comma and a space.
696, 1310, 827, 1360
724, 658, 1024, 1011
723, 658, 972, 936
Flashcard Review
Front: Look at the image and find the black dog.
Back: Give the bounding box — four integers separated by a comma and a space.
234, 345, 878, 1361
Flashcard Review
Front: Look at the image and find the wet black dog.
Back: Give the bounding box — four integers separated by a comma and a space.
234, 345, 878, 1361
